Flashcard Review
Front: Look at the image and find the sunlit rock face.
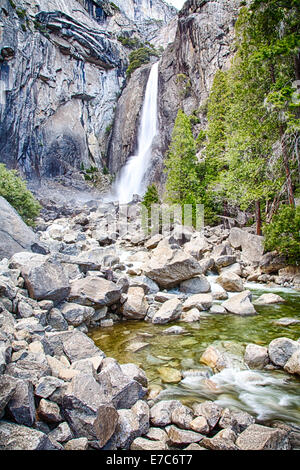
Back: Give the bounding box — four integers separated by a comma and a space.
0, 0, 175, 179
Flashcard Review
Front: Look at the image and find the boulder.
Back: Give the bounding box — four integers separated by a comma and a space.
216, 272, 244, 292
254, 293, 285, 305
158, 366, 182, 383
108, 408, 140, 450
143, 239, 202, 288
268, 337, 300, 367
37, 398, 63, 424
167, 425, 204, 446
0, 421, 56, 450
121, 287, 149, 320
228, 228, 264, 263
235, 424, 290, 450
7, 379, 36, 426
182, 293, 213, 311
0, 197, 38, 260
259, 251, 287, 274
180, 308, 203, 322
150, 400, 183, 427
0, 375, 18, 417
131, 437, 168, 450
64, 437, 88, 450
244, 344, 269, 369
284, 349, 300, 375
23, 260, 70, 303
68, 276, 121, 307
171, 403, 194, 429
222, 290, 257, 316
152, 298, 182, 324
61, 303, 95, 326
62, 330, 104, 363
179, 275, 211, 294
192, 401, 223, 430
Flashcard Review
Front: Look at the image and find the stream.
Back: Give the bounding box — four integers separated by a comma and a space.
90, 281, 300, 426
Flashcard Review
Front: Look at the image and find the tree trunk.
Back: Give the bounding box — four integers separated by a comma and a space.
280, 125, 295, 207
255, 200, 262, 236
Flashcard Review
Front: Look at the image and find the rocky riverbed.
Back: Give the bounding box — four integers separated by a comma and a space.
0, 190, 299, 450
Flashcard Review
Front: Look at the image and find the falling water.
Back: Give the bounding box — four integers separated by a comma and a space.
113, 61, 159, 203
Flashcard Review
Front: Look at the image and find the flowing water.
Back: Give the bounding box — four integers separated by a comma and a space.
112, 61, 159, 203
90, 283, 300, 426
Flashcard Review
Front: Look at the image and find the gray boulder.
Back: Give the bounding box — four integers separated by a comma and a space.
0, 197, 38, 260
0, 421, 57, 450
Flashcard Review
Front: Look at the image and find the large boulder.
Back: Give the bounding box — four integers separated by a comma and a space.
23, 260, 70, 303
268, 337, 300, 368
259, 251, 287, 274
152, 298, 182, 324
121, 287, 149, 320
222, 291, 257, 316
216, 272, 244, 292
179, 275, 211, 294
228, 227, 264, 264
68, 276, 121, 307
0, 421, 56, 450
235, 424, 290, 450
0, 197, 38, 260
143, 239, 202, 288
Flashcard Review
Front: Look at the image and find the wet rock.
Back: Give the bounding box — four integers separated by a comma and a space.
254, 293, 285, 305
268, 337, 300, 367
152, 298, 182, 324
158, 367, 182, 384
284, 349, 300, 375
161, 326, 187, 335
235, 424, 290, 450
209, 304, 227, 314
222, 290, 257, 316
244, 344, 269, 369
274, 317, 300, 326
180, 307, 202, 322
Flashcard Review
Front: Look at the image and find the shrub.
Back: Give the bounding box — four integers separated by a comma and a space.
263, 205, 300, 265
126, 46, 159, 79
0, 163, 41, 226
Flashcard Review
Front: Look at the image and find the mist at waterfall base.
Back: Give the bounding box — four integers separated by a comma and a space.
108, 61, 159, 204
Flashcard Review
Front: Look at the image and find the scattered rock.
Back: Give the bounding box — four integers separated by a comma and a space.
235, 424, 290, 450
222, 290, 257, 316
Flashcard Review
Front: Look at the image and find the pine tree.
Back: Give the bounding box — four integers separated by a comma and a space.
164, 109, 201, 225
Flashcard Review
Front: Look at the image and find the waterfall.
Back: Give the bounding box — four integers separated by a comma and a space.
113, 61, 159, 203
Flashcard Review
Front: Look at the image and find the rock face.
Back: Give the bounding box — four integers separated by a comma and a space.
108, 0, 240, 188
0, 197, 38, 260
0, 0, 176, 178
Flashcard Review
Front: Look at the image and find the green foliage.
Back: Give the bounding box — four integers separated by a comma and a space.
110, 2, 120, 12
126, 46, 159, 79
0, 164, 41, 226
117, 36, 143, 50
8, 0, 16, 9
102, 165, 109, 175
142, 184, 160, 211
263, 205, 300, 264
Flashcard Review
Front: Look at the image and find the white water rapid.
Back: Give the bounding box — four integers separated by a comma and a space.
113, 61, 159, 203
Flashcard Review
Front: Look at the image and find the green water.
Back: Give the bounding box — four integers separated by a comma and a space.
89, 283, 300, 425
